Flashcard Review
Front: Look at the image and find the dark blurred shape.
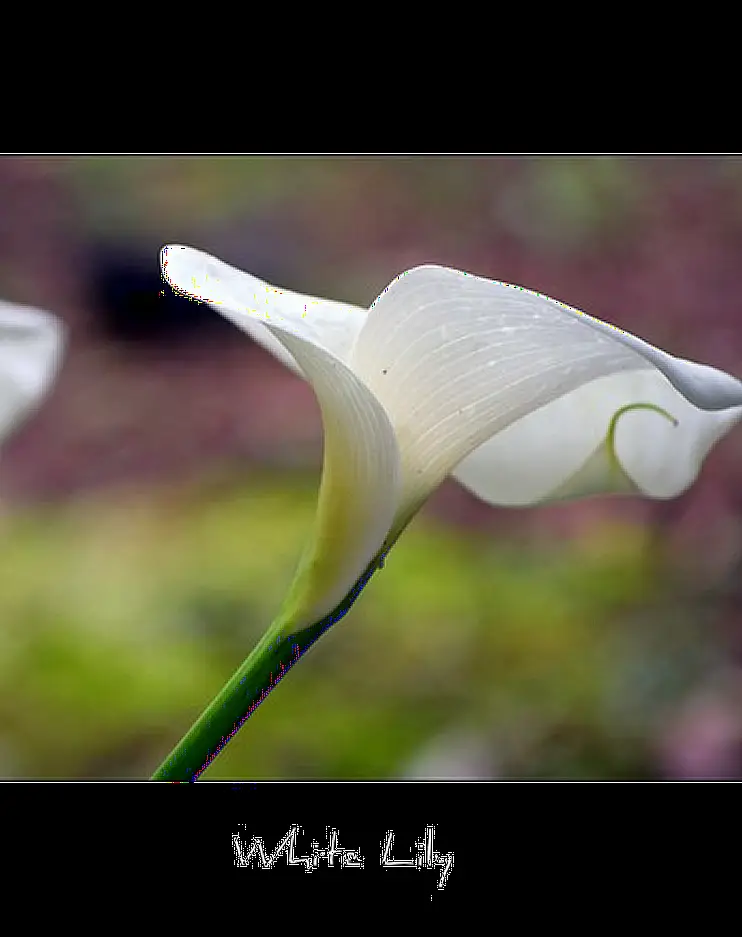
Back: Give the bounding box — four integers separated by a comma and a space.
87, 245, 237, 345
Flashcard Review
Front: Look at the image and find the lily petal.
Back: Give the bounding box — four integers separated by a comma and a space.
161, 245, 399, 628
274, 332, 400, 627
160, 245, 368, 375
350, 266, 742, 523
453, 369, 742, 505
162, 246, 742, 621
0, 300, 64, 442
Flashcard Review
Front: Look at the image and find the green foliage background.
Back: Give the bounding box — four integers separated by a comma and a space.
0, 471, 727, 778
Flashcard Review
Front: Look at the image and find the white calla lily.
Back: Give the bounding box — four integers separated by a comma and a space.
161, 245, 742, 631
0, 300, 64, 445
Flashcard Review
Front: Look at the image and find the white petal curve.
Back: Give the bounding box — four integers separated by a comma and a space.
274, 332, 400, 628
351, 265, 742, 521
161, 245, 368, 373
567, 314, 742, 411
161, 245, 399, 628
0, 301, 64, 442
612, 379, 742, 498
453, 369, 742, 506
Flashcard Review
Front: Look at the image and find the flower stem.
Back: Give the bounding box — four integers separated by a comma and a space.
150, 551, 386, 782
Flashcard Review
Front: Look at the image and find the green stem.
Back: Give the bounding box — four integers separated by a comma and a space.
151, 550, 387, 782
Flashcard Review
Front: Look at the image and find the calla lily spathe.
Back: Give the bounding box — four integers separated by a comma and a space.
0, 300, 64, 445
161, 245, 742, 630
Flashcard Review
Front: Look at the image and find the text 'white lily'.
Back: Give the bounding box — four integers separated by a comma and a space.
161, 245, 742, 629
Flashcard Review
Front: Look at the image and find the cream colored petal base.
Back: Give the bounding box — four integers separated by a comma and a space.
274, 331, 400, 629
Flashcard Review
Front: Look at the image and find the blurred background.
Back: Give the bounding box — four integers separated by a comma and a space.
1, 155, 742, 779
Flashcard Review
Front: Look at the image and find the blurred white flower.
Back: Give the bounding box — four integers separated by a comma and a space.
0, 301, 64, 444
401, 727, 500, 779
161, 245, 742, 628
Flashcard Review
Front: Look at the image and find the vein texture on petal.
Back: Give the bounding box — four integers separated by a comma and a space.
262, 330, 400, 629
351, 266, 742, 516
